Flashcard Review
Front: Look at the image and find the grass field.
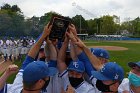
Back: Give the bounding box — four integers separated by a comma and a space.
3, 40, 140, 83
85, 40, 140, 76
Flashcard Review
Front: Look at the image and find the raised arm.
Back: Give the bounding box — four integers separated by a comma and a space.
44, 38, 58, 68
75, 37, 102, 71
67, 24, 83, 55
21, 23, 52, 69
57, 36, 69, 73
69, 41, 78, 61
28, 24, 52, 59
66, 26, 96, 76
0, 65, 18, 90
44, 43, 50, 62
66, 26, 102, 71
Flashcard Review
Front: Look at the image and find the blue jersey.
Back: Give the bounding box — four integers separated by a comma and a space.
77, 52, 96, 77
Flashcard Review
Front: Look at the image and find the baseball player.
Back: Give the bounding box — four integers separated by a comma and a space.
66, 24, 124, 93
90, 48, 109, 64
7, 39, 13, 61
0, 23, 58, 93
12, 41, 17, 61
118, 61, 140, 93
57, 36, 95, 93
17, 39, 22, 60
44, 39, 66, 93
76, 47, 110, 90
73, 38, 124, 93
21, 38, 28, 55
2, 41, 8, 62
0, 39, 3, 57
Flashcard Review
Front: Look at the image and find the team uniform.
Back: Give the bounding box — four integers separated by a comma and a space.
0, 55, 57, 93
43, 42, 64, 93
77, 51, 101, 93
90, 77, 101, 93
26, 40, 30, 53
77, 51, 125, 93
21, 39, 28, 55
11, 42, 17, 60
51, 71, 64, 93
59, 70, 96, 93
77, 50, 113, 93
0, 40, 3, 55
77, 51, 96, 77
2, 42, 8, 61
13, 40, 20, 59
118, 78, 133, 93
7, 40, 12, 61
27, 40, 34, 52
17, 40, 22, 58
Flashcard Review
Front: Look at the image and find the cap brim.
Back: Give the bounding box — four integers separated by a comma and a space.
91, 71, 111, 80
128, 62, 137, 68
47, 67, 57, 76
67, 68, 83, 73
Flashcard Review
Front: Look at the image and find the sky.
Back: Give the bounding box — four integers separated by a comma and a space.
0, 0, 140, 22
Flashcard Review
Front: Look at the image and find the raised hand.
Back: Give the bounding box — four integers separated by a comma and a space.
68, 24, 77, 36
42, 22, 52, 39
74, 37, 86, 48
5, 64, 18, 76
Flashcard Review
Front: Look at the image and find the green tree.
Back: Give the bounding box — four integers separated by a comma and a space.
1, 3, 11, 10
0, 10, 12, 36
86, 19, 97, 35
11, 5, 21, 13
100, 15, 118, 34
0, 3, 25, 37
72, 15, 88, 34
132, 17, 140, 36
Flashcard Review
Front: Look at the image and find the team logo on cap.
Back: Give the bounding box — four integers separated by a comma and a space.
100, 53, 103, 57
73, 62, 79, 68
114, 74, 119, 79
100, 65, 105, 72
91, 50, 94, 54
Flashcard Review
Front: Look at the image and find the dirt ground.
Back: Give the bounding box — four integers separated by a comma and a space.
88, 46, 128, 51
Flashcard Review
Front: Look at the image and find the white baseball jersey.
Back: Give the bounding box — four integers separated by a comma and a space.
0, 40, 3, 45
14, 40, 17, 45
0, 40, 3, 54
52, 70, 63, 93
90, 77, 102, 93
7, 41, 12, 57
16, 40, 22, 55
29, 40, 34, 46
6, 40, 10, 45
118, 78, 134, 93
9, 40, 13, 46
12, 43, 17, 57
2, 43, 8, 56
59, 70, 96, 93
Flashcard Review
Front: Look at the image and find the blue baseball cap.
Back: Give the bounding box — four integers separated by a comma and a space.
91, 62, 124, 81
90, 48, 110, 59
68, 60, 85, 73
23, 61, 57, 83
128, 61, 140, 68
